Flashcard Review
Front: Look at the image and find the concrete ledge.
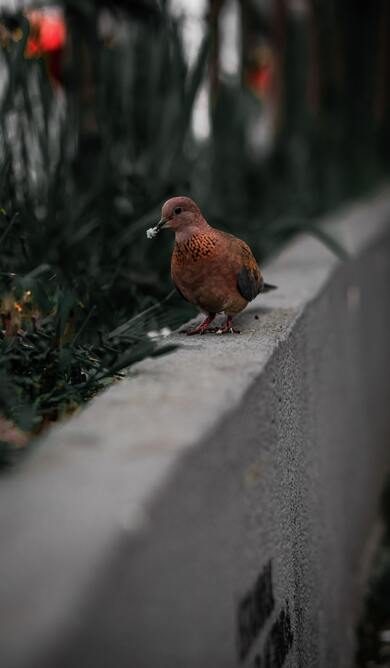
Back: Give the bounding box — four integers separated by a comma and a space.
1, 188, 390, 668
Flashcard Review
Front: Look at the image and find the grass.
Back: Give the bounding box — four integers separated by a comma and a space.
0, 8, 201, 464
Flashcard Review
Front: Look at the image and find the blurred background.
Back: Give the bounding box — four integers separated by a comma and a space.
0, 0, 390, 458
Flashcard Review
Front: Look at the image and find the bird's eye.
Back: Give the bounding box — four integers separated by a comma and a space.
174, 206, 182, 215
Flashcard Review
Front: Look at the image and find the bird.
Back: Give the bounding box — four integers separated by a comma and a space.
146, 196, 276, 335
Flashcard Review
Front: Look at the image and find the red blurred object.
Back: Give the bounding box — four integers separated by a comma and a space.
25, 9, 66, 85
247, 66, 272, 95
26, 9, 66, 57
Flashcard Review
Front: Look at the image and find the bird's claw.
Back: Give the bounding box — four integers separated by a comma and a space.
183, 326, 219, 335
182, 327, 213, 335
182, 326, 240, 335
181, 319, 240, 335
200, 327, 220, 334
216, 326, 240, 335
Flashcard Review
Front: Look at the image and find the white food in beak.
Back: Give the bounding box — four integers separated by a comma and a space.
146, 226, 159, 239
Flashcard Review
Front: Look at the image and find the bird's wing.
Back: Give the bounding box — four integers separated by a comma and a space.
261, 282, 277, 293
217, 231, 262, 302
237, 265, 261, 301
229, 236, 263, 302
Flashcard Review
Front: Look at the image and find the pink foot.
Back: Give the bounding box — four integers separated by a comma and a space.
215, 316, 240, 335
182, 314, 216, 336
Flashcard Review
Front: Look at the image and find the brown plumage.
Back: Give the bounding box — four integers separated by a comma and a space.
147, 196, 275, 334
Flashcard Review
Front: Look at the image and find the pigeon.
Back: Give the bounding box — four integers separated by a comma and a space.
146, 196, 276, 334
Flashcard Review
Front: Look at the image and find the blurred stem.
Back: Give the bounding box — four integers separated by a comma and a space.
306, 0, 320, 116
0, 213, 18, 247
208, 0, 225, 105
272, 0, 287, 132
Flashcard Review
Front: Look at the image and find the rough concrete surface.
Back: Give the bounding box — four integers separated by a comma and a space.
1, 188, 390, 668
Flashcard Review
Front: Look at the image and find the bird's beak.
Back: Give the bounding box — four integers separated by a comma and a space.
156, 217, 170, 231
146, 216, 171, 240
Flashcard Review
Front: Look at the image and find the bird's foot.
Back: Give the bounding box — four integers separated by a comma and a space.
215, 316, 240, 334
182, 315, 240, 335
185, 326, 220, 336
215, 326, 240, 335
182, 314, 216, 335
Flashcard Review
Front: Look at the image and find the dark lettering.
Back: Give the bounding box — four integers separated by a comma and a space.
263, 601, 294, 668
237, 560, 275, 661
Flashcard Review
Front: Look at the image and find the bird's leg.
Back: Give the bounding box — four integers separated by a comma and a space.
183, 313, 216, 335
216, 315, 240, 335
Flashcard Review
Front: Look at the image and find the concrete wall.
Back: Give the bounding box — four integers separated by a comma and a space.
1, 188, 390, 668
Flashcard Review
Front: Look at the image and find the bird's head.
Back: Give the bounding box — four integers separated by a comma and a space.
147, 196, 208, 242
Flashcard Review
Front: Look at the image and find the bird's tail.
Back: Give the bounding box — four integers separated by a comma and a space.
261, 282, 278, 293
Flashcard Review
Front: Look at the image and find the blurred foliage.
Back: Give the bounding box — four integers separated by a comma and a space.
0, 0, 389, 465
0, 6, 200, 465
201, 0, 390, 256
